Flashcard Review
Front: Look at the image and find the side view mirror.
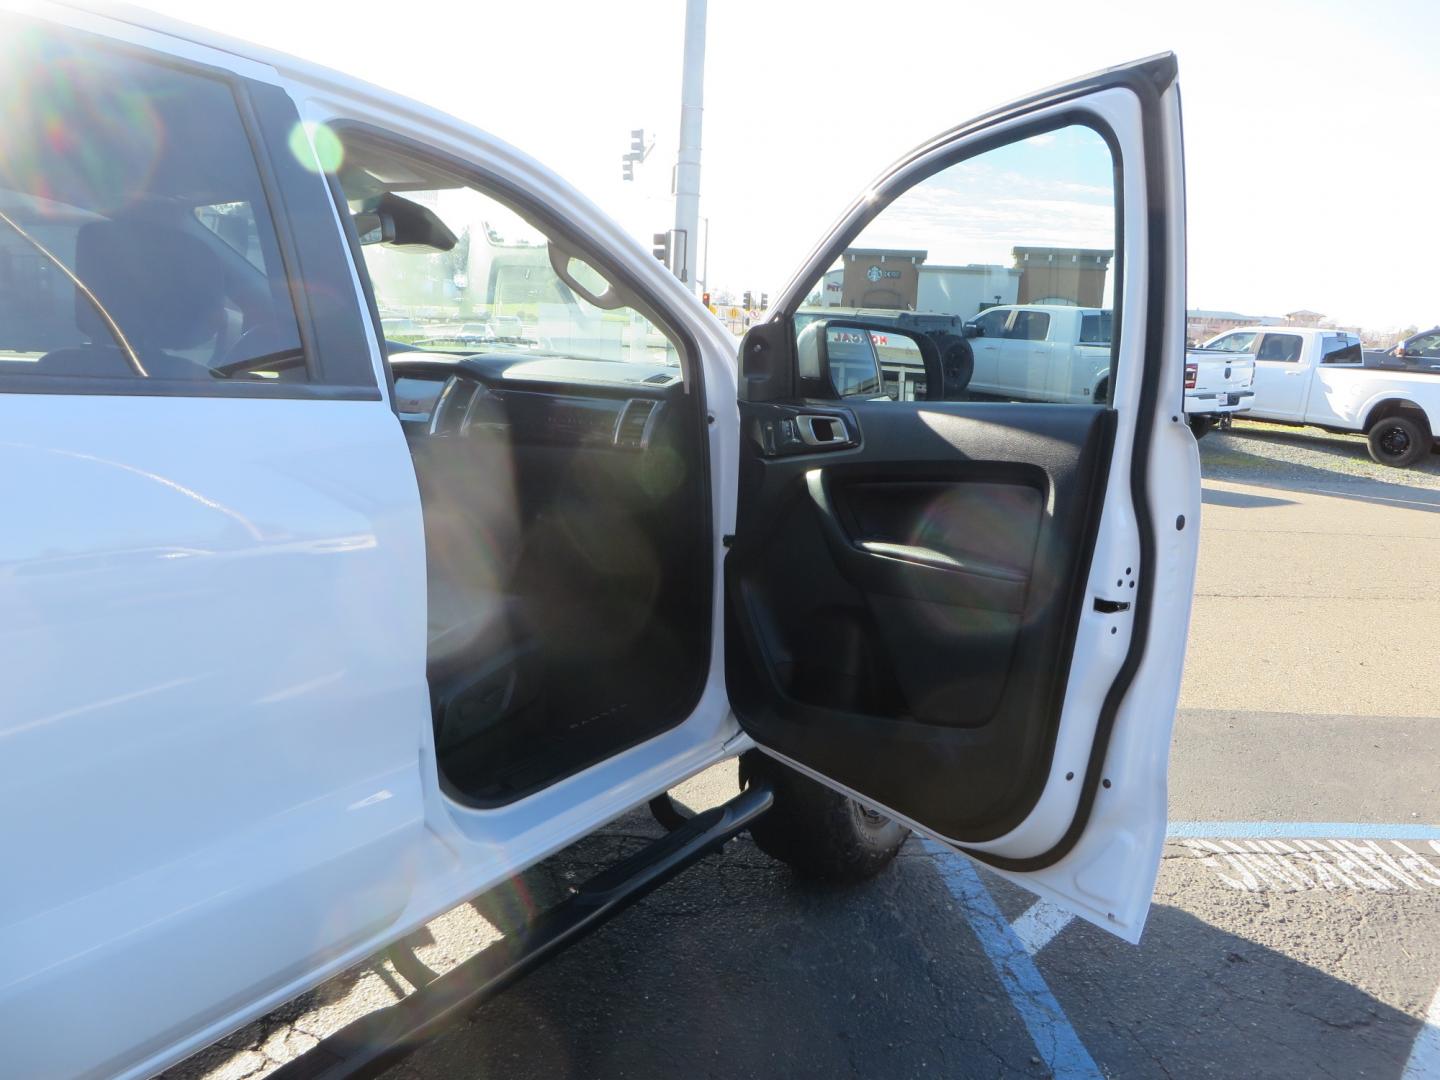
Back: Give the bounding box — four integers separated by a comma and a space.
353, 193, 458, 253
794, 318, 968, 402
962, 321, 982, 338
796, 319, 887, 399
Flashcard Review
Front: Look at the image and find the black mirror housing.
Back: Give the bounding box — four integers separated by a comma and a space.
353, 192, 457, 253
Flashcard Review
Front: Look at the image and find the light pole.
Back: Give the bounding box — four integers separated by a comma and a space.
671, 0, 706, 291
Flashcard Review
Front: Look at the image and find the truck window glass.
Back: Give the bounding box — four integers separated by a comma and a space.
1321, 338, 1362, 364
193, 202, 266, 271
1257, 334, 1303, 362
1206, 331, 1256, 353
1079, 311, 1112, 345
1007, 311, 1051, 341
792, 123, 1117, 405
1410, 332, 1440, 357
974, 308, 1010, 338
337, 140, 680, 380
0, 34, 307, 384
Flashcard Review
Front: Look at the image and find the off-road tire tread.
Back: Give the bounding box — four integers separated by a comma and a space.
740, 752, 909, 882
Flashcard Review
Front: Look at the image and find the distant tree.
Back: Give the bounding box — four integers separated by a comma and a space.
448, 227, 472, 314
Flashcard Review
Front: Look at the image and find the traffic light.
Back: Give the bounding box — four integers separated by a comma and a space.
623, 129, 648, 181
743, 290, 753, 310
652, 231, 671, 268
760, 292, 769, 310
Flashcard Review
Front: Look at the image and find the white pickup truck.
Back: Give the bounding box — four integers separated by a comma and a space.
963, 305, 1255, 436
1202, 326, 1440, 466
1183, 347, 1255, 438
964, 304, 1113, 403
0, 10, 1198, 1078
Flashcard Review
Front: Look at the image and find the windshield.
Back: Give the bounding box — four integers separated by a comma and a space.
1204, 332, 1258, 353
343, 163, 680, 372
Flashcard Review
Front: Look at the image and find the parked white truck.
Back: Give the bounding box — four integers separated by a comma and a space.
1183, 348, 1255, 438
0, 11, 1199, 1079
1202, 326, 1440, 466
963, 305, 1255, 436
963, 304, 1112, 403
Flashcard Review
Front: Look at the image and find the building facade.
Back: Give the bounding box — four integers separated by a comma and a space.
1013, 247, 1113, 307
820, 245, 1101, 318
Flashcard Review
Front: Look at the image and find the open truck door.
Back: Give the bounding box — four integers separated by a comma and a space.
727, 56, 1198, 941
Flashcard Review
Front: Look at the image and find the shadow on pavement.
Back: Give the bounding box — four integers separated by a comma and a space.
1201, 486, 1296, 509
375, 828, 1423, 1080
1036, 896, 1424, 1080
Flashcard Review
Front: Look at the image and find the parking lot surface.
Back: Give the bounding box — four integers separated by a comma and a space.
167, 427, 1440, 1080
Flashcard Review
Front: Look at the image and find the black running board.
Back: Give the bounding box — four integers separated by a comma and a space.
269, 782, 774, 1080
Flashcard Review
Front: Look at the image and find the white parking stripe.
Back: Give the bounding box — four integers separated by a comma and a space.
1009, 899, 1075, 956
1402, 981, 1440, 1080
1180, 837, 1440, 892
1167, 821, 1440, 840
924, 841, 1101, 1079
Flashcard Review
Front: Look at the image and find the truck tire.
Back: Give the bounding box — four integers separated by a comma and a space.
1189, 416, 1214, 440
1366, 415, 1429, 467
739, 751, 909, 882
940, 338, 974, 397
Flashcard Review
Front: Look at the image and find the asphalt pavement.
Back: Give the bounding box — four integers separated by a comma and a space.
167, 427, 1440, 1080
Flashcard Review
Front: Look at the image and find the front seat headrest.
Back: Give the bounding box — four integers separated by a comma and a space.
74, 219, 226, 353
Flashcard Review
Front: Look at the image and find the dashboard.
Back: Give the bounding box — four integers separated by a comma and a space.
390, 351, 684, 452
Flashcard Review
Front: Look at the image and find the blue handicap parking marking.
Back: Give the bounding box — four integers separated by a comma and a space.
923, 839, 1101, 1079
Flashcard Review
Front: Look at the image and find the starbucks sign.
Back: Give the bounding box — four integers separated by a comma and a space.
866, 265, 902, 283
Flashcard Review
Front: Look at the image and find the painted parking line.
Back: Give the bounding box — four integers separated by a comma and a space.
1009, 899, 1074, 956
1167, 821, 1440, 840
1309, 487, 1440, 512
1181, 838, 1440, 892
924, 840, 1101, 1079
1165, 823, 1440, 894
1402, 981, 1440, 1080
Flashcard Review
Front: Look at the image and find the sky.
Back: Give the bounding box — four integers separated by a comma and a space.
138, 0, 1440, 331
848, 127, 1115, 266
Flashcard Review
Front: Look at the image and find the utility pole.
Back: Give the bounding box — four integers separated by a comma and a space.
671, 0, 706, 290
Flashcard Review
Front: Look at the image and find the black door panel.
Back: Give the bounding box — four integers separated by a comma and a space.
807, 472, 1039, 612
727, 401, 1114, 841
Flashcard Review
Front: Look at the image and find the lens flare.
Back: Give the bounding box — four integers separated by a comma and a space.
288, 121, 345, 175
0, 29, 164, 217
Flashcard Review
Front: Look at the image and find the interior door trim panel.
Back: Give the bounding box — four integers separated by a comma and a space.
731, 58, 1179, 872
804, 469, 1038, 613
728, 401, 1115, 842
